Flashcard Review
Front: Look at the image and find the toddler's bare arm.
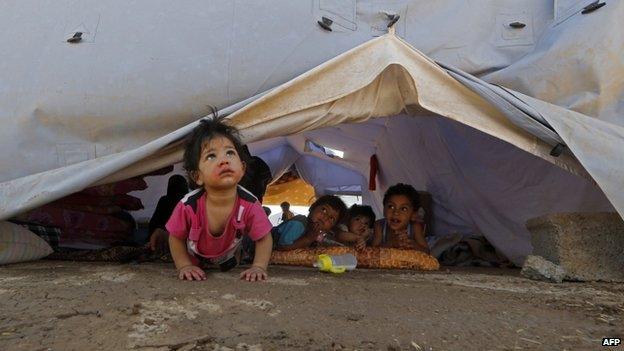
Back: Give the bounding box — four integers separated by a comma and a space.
169, 235, 206, 280
370, 221, 383, 247
240, 233, 272, 282
336, 230, 361, 244
278, 222, 320, 250
410, 224, 429, 253
251, 233, 272, 271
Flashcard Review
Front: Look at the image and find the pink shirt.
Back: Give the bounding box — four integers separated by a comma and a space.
166, 186, 272, 258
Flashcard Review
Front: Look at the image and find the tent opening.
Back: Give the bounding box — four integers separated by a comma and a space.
7, 110, 613, 267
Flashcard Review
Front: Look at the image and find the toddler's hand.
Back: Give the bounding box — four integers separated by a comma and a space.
360, 227, 373, 240
308, 222, 326, 243
240, 265, 268, 282
178, 265, 206, 281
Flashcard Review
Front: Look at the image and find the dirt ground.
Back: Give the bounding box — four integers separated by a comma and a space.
0, 262, 622, 351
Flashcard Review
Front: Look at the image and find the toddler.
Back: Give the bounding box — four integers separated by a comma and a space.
274, 195, 347, 250
166, 116, 273, 281
336, 204, 376, 250
371, 183, 429, 253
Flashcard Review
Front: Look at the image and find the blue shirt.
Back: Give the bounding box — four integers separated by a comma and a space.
274, 215, 307, 246
275, 220, 306, 246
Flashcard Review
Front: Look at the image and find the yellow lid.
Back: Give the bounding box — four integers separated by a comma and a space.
316, 254, 346, 274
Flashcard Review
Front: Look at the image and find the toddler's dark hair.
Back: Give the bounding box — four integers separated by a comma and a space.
183, 109, 248, 188
346, 205, 376, 228
383, 183, 420, 209
309, 195, 347, 228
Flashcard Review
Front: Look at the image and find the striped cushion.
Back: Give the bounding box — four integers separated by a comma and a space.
0, 221, 53, 265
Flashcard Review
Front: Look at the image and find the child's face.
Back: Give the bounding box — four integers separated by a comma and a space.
193, 136, 245, 190
309, 204, 340, 232
348, 215, 371, 236
383, 194, 415, 231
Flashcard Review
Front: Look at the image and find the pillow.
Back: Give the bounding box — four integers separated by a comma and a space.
0, 221, 53, 265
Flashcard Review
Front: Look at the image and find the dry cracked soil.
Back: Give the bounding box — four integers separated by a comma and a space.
0, 262, 623, 351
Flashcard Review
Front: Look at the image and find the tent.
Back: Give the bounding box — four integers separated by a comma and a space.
2, 4, 623, 265
225, 30, 620, 265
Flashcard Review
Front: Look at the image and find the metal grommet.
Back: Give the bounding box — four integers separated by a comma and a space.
509, 21, 526, 29
582, 1, 606, 14
387, 14, 400, 28
318, 17, 333, 31
67, 32, 83, 43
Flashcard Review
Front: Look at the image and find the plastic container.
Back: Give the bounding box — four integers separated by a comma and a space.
313, 253, 357, 273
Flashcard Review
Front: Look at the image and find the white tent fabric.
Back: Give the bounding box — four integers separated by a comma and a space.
1, 29, 622, 264
484, 0, 624, 127
251, 142, 368, 199
0, 93, 267, 220
2, 1, 620, 184
440, 63, 565, 148
0, 0, 564, 184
